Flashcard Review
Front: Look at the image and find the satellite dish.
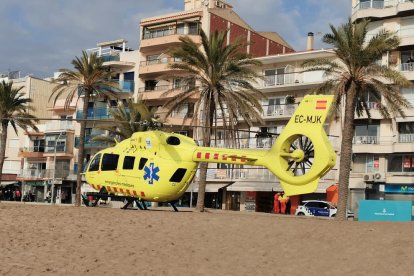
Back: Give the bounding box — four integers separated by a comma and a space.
203, 0, 209, 6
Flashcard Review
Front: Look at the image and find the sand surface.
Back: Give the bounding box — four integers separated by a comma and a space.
0, 202, 413, 276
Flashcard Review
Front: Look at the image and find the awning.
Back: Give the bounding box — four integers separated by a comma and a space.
227, 181, 334, 193
396, 116, 414, 123
0, 182, 19, 187
186, 183, 230, 193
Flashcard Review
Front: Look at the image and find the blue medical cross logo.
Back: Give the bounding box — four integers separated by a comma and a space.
144, 163, 160, 185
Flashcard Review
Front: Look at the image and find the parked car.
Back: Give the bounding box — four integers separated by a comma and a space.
295, 200, 354, 219
295, 200, 337, 217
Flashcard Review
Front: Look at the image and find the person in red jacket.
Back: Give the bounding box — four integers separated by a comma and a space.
279, 192, 289, 214
273, 193, 280, 214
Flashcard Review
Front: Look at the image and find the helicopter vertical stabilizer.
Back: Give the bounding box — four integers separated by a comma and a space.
263, 95, 336, 196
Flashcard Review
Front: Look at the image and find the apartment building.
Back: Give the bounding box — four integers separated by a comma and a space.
351, 0, 414, 210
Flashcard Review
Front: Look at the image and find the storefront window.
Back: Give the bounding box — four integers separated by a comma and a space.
352, 154, 379, 173
388, 155, 414, 172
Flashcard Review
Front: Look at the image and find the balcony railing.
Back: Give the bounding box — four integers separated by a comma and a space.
353, 135, 379, 144
263, 71, 325, 87
18, 169, 71, 179
399, 133, 414, 143
262, 104, 297, 118
113, 80, 134, 93
100, 55, 120, 62
140, 57, 181, 66
352, 0, 411, 13
45, 121, 74, 132
44, 144, 67, 153
143, 26, 200, 40
19, 146, 45, 153
75, 136, 112, 148
76, 107, 116, 120
138, 85, 170, 93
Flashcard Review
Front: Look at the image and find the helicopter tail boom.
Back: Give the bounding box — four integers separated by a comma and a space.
192, 95, 336, 196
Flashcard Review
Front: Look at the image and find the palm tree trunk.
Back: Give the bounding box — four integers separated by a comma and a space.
75, 92, 90, 206
336, 87, 357, 221
195, 105, 214, 212
0, 121, 9, 186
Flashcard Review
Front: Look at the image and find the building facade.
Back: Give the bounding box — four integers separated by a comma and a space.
351, 0, 414, 214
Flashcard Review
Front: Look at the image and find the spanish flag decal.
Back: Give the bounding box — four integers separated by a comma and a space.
316, 100, 327, 110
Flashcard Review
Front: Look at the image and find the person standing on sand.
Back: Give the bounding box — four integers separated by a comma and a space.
273, 193, 280, 214
279, 192, 289, 214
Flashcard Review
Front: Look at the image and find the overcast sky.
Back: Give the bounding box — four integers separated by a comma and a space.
0, 0, 349, 78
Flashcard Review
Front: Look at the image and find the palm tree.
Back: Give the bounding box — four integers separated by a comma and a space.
49, 50, 120, 206
0, 80, 39, 182
162, 30, 264, 211
303, 18, 411, 220
91, 99, 161, 145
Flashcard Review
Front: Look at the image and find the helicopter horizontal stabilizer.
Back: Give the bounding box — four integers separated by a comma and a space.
280, 179, 319, 196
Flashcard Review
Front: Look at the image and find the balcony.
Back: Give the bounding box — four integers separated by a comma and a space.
113, 80, 134, 93
353, 135, 379, 144
139, 58, 182, 76
18, 146, 45, 158
399, 133, 414, 143
262, 71, 325, 91
262, 104, 297, 119
397, 63, 414, 80
140, 26, 202, 53
352, 0, 414, 21
17, 169, 71, 180
139, 85, 192, 101
75, 136, 112, 149
76, 107, 115, 120
45, 121, 74, 132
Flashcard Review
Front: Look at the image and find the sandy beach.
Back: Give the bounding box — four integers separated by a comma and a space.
0, 202, 413, 276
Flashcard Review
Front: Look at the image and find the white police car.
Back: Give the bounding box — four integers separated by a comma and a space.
295, 200, 337, 217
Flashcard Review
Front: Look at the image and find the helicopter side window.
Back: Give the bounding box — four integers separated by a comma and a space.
138, 158, 148, 170
123, 156, 135, 170
169, 168, 187, 182
88, 154, 101, 172
101, 154, 120, 171
166, 136, 180, 145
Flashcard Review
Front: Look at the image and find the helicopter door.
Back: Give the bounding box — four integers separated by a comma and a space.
86, 153, 101, 183
119, 156, 136, 192
100, 153, 120, 191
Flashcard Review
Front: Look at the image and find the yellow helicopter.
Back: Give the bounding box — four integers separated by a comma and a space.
84, 95, 336, 211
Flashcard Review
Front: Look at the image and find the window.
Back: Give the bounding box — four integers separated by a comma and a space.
45, 134, 67, 152
401, 87, 414, 105
399, 122, 414, 143
88, 154, 101, 172
352, 154, 379, 173
138, 158, 148, 170
146, 55, 159, 65
264, 68, 285, 87
123, 156, 135, 170
173, 78, 182, 89
266, 98, 284, 116
145, 80, 157, 91
170, 168, 187, 182
101, 154, 119, 171
388, 154, 414, 172
354, 121, 380, 144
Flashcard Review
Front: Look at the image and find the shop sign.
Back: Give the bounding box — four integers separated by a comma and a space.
385, 184, 414, 194
359, 200, 412, 222
404, 157, 411, 168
